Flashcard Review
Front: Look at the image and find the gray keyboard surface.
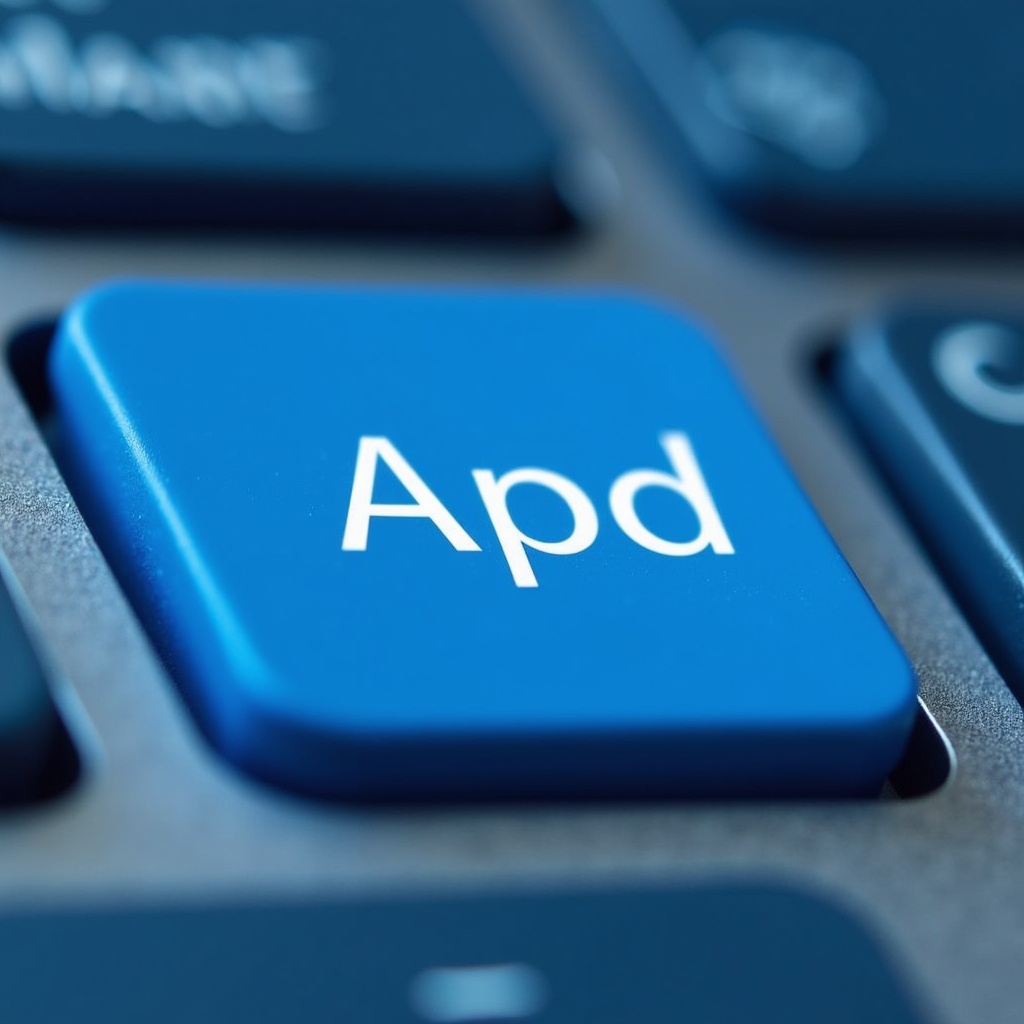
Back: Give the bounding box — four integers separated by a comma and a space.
2, 2, 1022, 1022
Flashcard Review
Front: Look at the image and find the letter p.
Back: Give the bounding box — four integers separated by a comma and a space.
472, 468, 599, 588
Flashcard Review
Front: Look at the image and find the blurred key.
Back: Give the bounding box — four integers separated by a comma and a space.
0, 886, 931, 1023
591, 0, 1024, 239
836, 311, 1024, 697
0, 555, 70, 805
0, 0, 570, 234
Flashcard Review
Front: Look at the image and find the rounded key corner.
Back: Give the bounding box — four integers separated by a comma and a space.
621, 290, 722, 337
57, 277, 165, 325
838, 691, 919, 794
50, 280, 150, 365
570, 291, 733, 367
859, 631, 920, 720
829, 327, 900, 415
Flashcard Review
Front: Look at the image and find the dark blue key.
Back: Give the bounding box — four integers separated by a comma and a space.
0, 0, 569, 235
591, 0, 1024, 240
836, 311, 1024, 698
0, 886, 931, 1023
0, 554, 72, 804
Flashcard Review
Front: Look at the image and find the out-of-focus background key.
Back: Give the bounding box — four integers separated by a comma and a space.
0, 0, 571, 234
587, 0, 1024, 240
836, 310, 1024, 699
0, 886, 933, 1023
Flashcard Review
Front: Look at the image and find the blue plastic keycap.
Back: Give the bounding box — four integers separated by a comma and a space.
50, 284, 916, 800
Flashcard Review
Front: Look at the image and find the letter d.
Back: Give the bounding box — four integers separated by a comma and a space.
609, 432, 735, 556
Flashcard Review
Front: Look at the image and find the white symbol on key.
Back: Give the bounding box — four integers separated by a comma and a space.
699, 26, 885, 170
409, 963, 549, 1023
932, 321, 1024, 425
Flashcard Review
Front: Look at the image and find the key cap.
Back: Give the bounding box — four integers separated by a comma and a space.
590, 0, 1024, 239
0, 553, 71, 804
0, 0, 569, 235
836, 311, 1024, 699
0, 885, 931, 1023
49, 283, 915, 800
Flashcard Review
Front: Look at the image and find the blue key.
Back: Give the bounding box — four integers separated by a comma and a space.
50, 284, 916, 800
0, 886, 930, 1023
593, 0, 1024, 240
836, 311, 1024, 700
0, 0, 569, 235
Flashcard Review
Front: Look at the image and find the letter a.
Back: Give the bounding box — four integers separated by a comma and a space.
341, 436, 480, 552
608, 432, 735, 556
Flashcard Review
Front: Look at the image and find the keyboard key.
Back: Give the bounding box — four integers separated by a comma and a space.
836, 311, 1024, 699
0, 554, 71, 804
0, 886, 931, 1023
0, 0, 569, 234
591, 0, 1024, 239
50, 283, 915, 800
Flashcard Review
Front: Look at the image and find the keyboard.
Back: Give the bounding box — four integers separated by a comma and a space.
1, 1, 1021, 1021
